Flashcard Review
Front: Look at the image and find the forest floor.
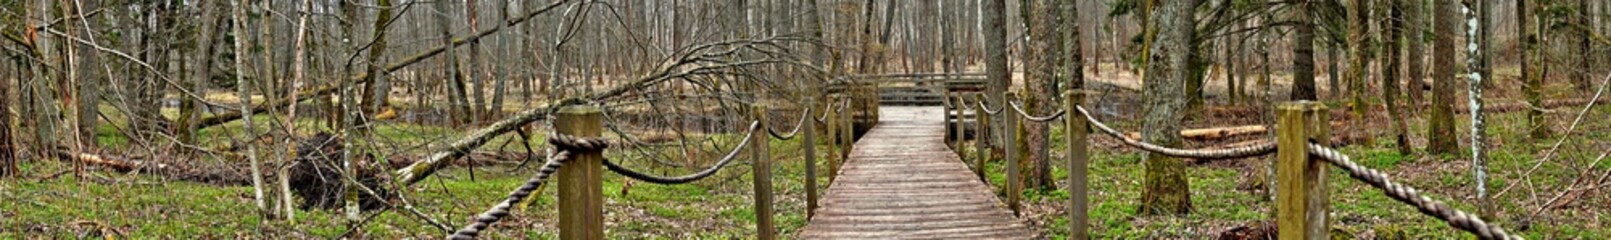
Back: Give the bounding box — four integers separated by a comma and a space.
3, 66, 1610, 238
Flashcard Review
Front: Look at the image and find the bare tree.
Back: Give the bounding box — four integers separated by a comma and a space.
1429, 0, 1459, 155
1140, 0, 1196, 215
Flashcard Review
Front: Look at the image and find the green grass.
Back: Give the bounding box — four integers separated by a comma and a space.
7, 99, 1610, 238
983, 102, 1611, 239
4, 114, 828, 238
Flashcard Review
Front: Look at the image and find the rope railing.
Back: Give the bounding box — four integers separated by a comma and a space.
1074, 106, 1277, 159
975, 96, 1004, 115
768, 109, 809, 140
605, 121, 760, 184
1307, 143, 1522, 240
449, 134, 611, 239
1008, 100, 1066, 122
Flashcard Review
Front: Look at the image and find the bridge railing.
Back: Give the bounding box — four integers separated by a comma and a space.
448, 96, 859, 239
954, 90, 1521, 239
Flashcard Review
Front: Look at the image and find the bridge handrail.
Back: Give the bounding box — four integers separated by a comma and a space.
1308, 143, 1521, 240
606, 121, 760, 184
1008, 100, 1067, 122
449, 134, 611, 239
1074, 106, 1277, 160
768, 108, 811, 140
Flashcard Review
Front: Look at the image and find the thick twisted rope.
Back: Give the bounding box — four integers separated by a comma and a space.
448, 134, 611, 239
768, 110, 809, 140
976, 97, 1004, 115
1307, 143, 1522, 240
1075, 106, 1276, 159
1008, 100, 1066, 122
814, 102, 833, 124
605, 122, 759, 184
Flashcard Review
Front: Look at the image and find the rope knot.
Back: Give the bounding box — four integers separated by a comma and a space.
548, 133, 610, 153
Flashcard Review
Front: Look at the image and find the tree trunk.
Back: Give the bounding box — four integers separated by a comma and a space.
984, 0, 1010, 147
434, 0, 472, 125
1020, 0, 1060, 190
229, 0, 268, 216
465, 0, 489, 121
1463, 0, 1493, 216
179, 1, 225, 154
1522, 0, 1549, 138
1577, 0, 1593, 92
1407, 0, 1427, 111
1348, 0, 1371, 119
1139, 0, 1195, 215
360, 0, 395, 126
1387, 0, 1412, 154
1291, 0, 1318, 101
1429, 0, 1459, 155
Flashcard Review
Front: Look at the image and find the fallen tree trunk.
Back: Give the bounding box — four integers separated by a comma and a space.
1126, 97, 1611, 142
1125, 125, 1267, 140
60, 151, 250, 185
195, 0, 574, 129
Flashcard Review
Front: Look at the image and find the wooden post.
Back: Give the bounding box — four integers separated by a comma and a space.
826, 96, 839, 183
1005, 94, 1021, 215
1064, 90, 1089, 239
750, 104, 775, 240
840, 99, 853, 164
974, 94, 989, 182
1276, 101, 1329, 240
953, 93, 966, 154
557, 106, 604, 240
945, 92, 956, 150
804, 98, 818, 218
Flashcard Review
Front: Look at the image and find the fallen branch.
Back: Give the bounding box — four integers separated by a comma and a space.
393, 37, 820, 186
58, 151, 249, 185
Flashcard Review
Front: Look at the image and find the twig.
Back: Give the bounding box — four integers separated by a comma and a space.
1495, 72, 1611, 199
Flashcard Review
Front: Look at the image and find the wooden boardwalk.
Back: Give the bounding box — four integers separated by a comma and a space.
797, 106, 1033, 239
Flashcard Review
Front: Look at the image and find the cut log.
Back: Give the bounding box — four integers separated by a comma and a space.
1126, 125, 1267, 140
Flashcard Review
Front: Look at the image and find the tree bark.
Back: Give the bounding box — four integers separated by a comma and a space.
1522, 0, 1549, 138
1291, 0, 1318, 101
434, 0, 472, 125
1407, 0, 1428, 111
229, 0, 268, 215
984, 0, 1010, 147
1429, 0, 1459, 155
1387, 0, 1412, 154
1139, 0, 1195, 215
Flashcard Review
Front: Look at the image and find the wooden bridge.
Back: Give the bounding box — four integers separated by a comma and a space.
796, 106, 1031, 239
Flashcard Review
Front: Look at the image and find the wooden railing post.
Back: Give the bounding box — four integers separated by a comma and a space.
826, 96, 839, 183
557, 106, 604, 240
1276, 101, 1329, 240
1064, 90, 1089, 239
804, 98, 818, 218
973, 93, 989, 182
1005, 94, 1021, 215
840, 99, 853, 164
751, 104, 775, 240
953, 93, 965, 154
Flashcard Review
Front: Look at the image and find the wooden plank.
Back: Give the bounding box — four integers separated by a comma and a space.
557, 106, 604, 240
797, 106, 1031, 239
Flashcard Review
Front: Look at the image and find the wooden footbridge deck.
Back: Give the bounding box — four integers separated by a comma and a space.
797, 106, 1032, 239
